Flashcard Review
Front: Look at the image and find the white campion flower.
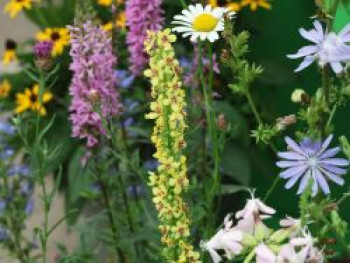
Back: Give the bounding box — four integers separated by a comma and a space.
201, 215, 243, 263
235, 191, 276, 220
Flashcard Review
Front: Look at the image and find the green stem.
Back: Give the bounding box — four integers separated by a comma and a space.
36, 72, 50, 263
179, 0, 187, 8
198, 42, 220, 238
96, 165, 126, 263
245, 89, 263, 126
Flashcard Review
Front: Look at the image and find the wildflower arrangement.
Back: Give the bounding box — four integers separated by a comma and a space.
0, 0, 349, 262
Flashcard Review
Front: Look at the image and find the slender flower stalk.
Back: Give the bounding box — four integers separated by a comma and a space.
144, 29, 200, 263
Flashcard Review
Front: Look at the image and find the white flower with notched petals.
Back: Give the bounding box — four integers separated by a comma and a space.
172, 4, 234, 43
201, 215, 243, 263
235, 191, 276, 220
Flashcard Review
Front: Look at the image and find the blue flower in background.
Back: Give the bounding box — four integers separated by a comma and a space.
0, 122, 16, 135
115, 70, 135, 89
8, 165, 31, 177
25, 198, 34, 215
277, 135, 349, 196
0, 147, 14, 160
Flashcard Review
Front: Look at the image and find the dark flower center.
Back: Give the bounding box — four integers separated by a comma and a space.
30, 94, 38, 103
50, 32, 60, 41
5, 39, 17, 50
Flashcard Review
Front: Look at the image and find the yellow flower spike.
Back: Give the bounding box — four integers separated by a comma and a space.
4, 0, 33, 18
144, 29, 201, 263
0, 80, 12, 98
15, 84, 53, 116
36, 28, 70, 56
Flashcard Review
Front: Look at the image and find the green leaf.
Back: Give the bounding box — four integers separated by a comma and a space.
221, 143, 251, 186
220, 184, 248, 195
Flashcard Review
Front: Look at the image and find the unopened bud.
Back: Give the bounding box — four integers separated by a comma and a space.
276, 114, 297, 131
323, 203, 337, 213
34, 41, 53, 71
291, 89, 309, 104
217, 114, 228, 131
221, 49, 231, 63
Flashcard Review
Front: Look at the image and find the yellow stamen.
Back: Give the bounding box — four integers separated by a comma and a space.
192, 14, 218, 32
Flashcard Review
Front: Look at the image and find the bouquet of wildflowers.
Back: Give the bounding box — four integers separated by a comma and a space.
0, 0, 350, 262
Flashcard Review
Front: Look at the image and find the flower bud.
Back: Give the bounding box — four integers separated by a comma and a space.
276, 114, 297, 131
291, 89, 309, 104
217, 113, 228, 131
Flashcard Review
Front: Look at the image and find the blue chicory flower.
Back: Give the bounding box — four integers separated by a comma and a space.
288, 21, 350, 74
115, 70, 135, 89
277, 135, 349, 196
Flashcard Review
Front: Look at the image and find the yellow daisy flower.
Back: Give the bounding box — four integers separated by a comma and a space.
15, 84, 53, 116
36, 28, 69, 57
208, 0, 241, 12
2, 40, 17, 66
0, 80, 12, 98
4, 0, 33, 18
240, 0, 271, 11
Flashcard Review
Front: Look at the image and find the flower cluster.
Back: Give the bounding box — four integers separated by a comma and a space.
144, 29, 200, 263
68, 21, 121, 148
0, 120, 34, 248
202, 192, 324, 263
277, 135, 349, 196
288, 21, 350, 74
126, 0, 164, 75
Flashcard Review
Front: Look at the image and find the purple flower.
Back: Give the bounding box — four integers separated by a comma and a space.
34, 41, 53, 58
288, 21, 350, 74
68, 21, 121, 148
126, 0, 164, 75
277, 135, 349, 196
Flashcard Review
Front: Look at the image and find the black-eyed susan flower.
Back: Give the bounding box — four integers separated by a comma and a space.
36, 28, 69, 57
15, 84, 53, 116
240, 0, 271, 11
4, 0, 33, 18
0, 80, 12, 98
172, 4, 234, 43
2, 39, 17, 65
145, 29, 200, 263
208, 0, 241, 12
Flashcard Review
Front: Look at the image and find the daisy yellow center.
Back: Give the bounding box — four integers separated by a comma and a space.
192, 14, 218, 32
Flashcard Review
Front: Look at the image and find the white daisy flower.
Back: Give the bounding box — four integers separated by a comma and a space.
172, 4, 234, 43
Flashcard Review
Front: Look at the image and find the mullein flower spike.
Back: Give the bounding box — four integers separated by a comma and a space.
144, 29, 200, 263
